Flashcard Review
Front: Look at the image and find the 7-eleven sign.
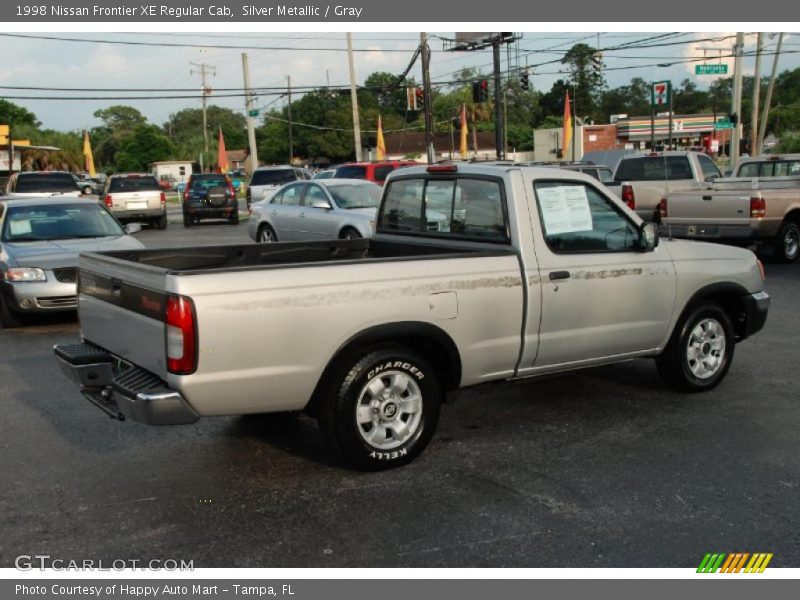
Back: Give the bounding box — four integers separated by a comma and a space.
651, 81, 671, 107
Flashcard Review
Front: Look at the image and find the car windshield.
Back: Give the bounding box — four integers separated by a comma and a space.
108, 176, 161, 193
334, 165, 368, 179
251, 169, 296, 186
15, 174, 79, 193
191, 175, 228, 189
328, 184, 382, 209
2, 203, 124, 242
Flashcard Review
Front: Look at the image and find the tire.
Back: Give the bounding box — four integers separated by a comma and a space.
774, 221, 800, 263
156, 215, 168, 230
339, 227, 361, 240
183, 214, 193, 228
318, 345, 441, 470
656, 303, 735, 393
257, 224, 277, 243
229, 212, 240, 225
0, 297, 23, 329
82, 186, 93, 195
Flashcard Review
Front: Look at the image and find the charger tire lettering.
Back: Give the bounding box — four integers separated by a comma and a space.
368, 361, 425, 381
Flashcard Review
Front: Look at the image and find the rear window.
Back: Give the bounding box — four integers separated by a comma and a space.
335, 165, 368, 179
251, 169, 296, 186
379, 177, 508, 242
15, 173, 79, 193
108, 176, 161, 193
614, 156, 694, 182
190, 175, 228, 189
738, 160, 800, 177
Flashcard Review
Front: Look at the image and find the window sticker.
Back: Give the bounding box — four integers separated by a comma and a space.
537, 185, 593, 235
9, 220, 33, 235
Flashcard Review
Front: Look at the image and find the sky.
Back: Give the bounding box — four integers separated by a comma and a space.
0, 31, 797, 132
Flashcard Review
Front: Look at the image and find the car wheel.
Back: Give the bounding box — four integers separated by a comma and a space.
656, 303, 734, 393
774, 221, 800, 263
156, 215, 168, 230
340, 227, 361, 240
258, 224, 277, 243
183, 214, 192, 228
318, 345, 441, 470
229, 212, 240, 225
0, 297, 23, 329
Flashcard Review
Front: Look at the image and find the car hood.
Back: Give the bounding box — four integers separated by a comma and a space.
3, 235, 144, 268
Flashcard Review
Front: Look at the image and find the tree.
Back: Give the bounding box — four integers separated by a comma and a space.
114, 124, 176, 172
164, 105, 248, 152
561, 43, 606, 123
93, 105, 147, 131
0, 99, 40, 128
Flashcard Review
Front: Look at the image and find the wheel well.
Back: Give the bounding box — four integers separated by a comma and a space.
680, 284, 750, 341
783, 209, 800, 226
305, 322, 462, 416
338, 225, 360, 238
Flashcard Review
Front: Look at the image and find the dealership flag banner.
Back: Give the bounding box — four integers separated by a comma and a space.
562, 90, 572, 157
217, 126, 228, 173
376, 115, 386, 160
82, 130, 95, 177
460, 103, 469, 158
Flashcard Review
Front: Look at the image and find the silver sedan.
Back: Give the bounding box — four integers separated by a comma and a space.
248, 179, 383, 243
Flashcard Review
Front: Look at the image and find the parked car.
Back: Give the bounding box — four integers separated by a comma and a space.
246, 166, 311, 207
182, 173, 239, 227
607, 151, 721, 221
333, 161, 418, 186
102, 173, 167, 230
312, 169, 336, 180
0, 198, 144, 328
71, 173, 100, 195
55, 164, 768, 470
4, 171, 82, 197
524, 161, 614, 183
248, 179, 383, 243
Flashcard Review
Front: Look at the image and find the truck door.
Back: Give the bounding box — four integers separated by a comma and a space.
525, 178, 676, 369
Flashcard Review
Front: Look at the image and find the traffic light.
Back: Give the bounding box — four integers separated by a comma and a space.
472, 79, 489, 103
520, 70, 530, 91
415, 86, 424, 107
591, 52, 603, 73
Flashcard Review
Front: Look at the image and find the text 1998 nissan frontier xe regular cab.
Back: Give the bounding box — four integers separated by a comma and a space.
54, 164, 769, 470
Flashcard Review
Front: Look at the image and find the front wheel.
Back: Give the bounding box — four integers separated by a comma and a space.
774, 221, 800, 263
318, 346, 441, 470
656, 304, 735, 393
339, 227, 361, 240
258, 224, 277, 243
0, 297, 23, 328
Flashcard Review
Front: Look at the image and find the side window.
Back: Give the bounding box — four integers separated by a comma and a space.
179, 166, 186, 176
738, 162, 758, 177
789, 161, 800, 175
534, 181, 640, 253
374, 165, 394, 182
697, 154, 721, 181
305, 185, 330, 207
281, 184, 304, 206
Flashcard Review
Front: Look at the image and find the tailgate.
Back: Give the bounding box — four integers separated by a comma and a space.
664, 189, 753, 224
77, 252, 170, 379
110, 191, 162, 211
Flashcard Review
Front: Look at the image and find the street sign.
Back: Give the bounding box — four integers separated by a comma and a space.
695, 64, 728, 75
248, 109, 260, 117
651, 81, 671, 107
715, 117, 733, 130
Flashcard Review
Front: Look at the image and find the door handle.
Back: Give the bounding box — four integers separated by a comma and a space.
549, 271, 571, 281
702, 195, 713, 201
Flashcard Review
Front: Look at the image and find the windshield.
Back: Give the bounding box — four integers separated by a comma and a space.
334, 165, 368, 179
329, 184, 382, 209
15, 174, 79, 193
251, 169, 296, 186
108, 176, 161, 193
2, 203, 124, 242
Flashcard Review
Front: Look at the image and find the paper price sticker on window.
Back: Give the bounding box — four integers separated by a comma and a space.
537, 185, 593, 235
8, 220, 32, 236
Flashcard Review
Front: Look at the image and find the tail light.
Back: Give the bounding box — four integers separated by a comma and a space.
750, 196, 766, 218
160, 191, 166, 205
658, 197, 668, 219
621, 184, 635, 210
182, 189, 189, 201
165, 295, 197, 375
757, 259, 766, 281
104, 194, 113, 208
246, 187, 252, 203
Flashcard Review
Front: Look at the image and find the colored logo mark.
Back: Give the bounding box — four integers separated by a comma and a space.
697, 553, 773, 573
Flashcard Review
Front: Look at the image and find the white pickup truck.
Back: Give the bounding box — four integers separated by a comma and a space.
54, 164, 769, 470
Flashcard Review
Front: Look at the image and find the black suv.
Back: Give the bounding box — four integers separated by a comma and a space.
182, 173, 239, 226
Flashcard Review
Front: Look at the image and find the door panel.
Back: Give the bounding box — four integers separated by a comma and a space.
298, 184, 338, 240
270, 183, 305, 240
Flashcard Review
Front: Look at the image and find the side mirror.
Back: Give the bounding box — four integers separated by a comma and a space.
125, 223, 142, 235
310, 200, 332, 210
640, 222, 659, 252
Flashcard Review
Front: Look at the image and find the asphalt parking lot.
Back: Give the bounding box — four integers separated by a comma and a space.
1, 221, 798, 568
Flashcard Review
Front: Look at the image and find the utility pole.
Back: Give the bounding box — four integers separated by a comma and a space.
492, 40, 504, 160
346, 33, 362, 162
420, 32, 435, 164
287, 75, 293, 164
758, 33, 784, 153
730, 33, 745, 172
572, 83, 577, 161
241, 53, 259, 174
751, 33, 763, 155
191, 62, 216, 160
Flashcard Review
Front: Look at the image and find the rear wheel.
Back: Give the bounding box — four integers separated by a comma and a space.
656, 303, 734, 392
156, 214, 168, 230
258, 224, 277, 243
318, 345, 441, 470
229, 210, 240, 225
339, 227, 361, 240
0, 297, 23, 329
774, 221, 800, 263
183, 214, 193, 228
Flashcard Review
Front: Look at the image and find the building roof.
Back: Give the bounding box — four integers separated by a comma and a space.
225, 149, 247, 162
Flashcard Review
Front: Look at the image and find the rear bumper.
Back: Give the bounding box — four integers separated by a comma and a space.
53, 341, 198, 426
112, 208, 166, 221
741, 290, 769, 340
661, 223, 758, 241
184, 202, 238, 218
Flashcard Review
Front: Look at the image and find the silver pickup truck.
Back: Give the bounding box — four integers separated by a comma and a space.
54, 165, 769, 470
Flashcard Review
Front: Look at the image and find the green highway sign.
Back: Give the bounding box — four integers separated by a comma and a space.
715, 117, 733, 130
248, 109, 260, 117
696, 64, 728, 75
